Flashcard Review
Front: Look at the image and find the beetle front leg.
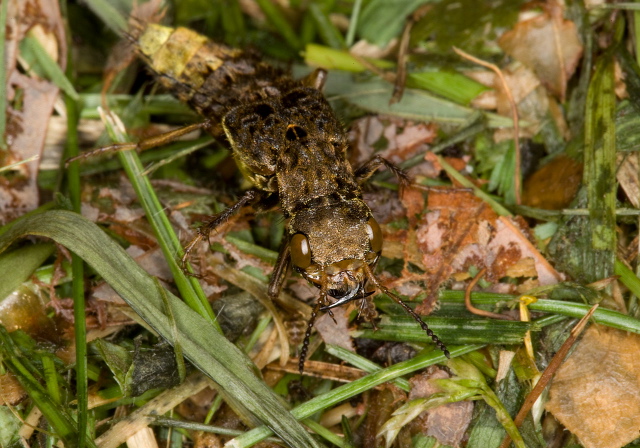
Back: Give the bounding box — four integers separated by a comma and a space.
354, 155, 411, 188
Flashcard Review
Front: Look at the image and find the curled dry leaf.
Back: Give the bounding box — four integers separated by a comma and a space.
414, 188, 562, 312
546, 326, 640, 448
498, 7, 582, 101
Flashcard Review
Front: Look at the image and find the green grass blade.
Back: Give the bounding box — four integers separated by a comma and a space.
407, 71, 489, 105
345, 0, 363, 47
325, 344, 410, 391
308, 3, 346, 49
305, 43, 394, 72
18, 34, 79, 101
81, 0, 128, 35
354, 316, 535, 345
358, 0, 432, 47
0, 327, 95, 447
254, 0, 301, 50
99, 110, 219, 329
583, 54, 617, 282
228, 344, 482, 447
0, 210, 323, 448
323, 73, 513, 129
63, 32, 90, 440
438, 290, 640, 333
615, 259, 640, 298
0, 243, 54, 300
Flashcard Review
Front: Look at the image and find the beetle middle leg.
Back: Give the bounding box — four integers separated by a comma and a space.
181, 189, 265, 273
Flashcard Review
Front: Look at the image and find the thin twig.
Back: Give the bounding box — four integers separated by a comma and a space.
464, 267, 512, 320
453, 47, 521, 205
390, 4, 432, 104
498, 304, 599, 448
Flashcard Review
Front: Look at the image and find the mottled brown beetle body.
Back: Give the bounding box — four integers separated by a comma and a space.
132, 24, 449, 371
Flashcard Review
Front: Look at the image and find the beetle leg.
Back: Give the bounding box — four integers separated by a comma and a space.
180, 188, 264, 274
66, 120, 214, 165
354, 155, 411, 189
268, 234, 291, 301
300, 68, 328, 90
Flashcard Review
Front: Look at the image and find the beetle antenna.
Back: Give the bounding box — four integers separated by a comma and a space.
363, 264, 450, 358
299, 275, 327, 373
298, 303, 319, 374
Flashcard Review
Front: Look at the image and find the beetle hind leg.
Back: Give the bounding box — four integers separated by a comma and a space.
66, 120, 213, 165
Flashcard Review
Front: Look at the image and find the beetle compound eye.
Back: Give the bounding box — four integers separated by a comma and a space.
366, 218, 383, 253
290, 233, 312, 268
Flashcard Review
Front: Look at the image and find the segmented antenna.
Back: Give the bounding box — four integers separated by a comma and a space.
299, 301, 322, 373
363, 264, 450, 358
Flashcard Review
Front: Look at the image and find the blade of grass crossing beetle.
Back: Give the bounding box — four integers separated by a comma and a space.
99, 109, 219, 329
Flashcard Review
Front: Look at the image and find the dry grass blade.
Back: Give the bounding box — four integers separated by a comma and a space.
453, 46, 521, 205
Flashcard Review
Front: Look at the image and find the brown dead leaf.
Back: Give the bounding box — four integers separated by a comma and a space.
466, 65, 549, 141
0, 372, 26, 405
522, 154, 582, 210
408, 367, 473, 448
498, 6, 582, 101
546, 326, 640, 448
349, 116, 437, 170
0, 0, 66, 224
469, 65, 541, 115
617, 153, 640, 208
415, 189, 561, 312
400, 187, 425, 224
363, 384, 408, 447
315, 304, 354, 352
